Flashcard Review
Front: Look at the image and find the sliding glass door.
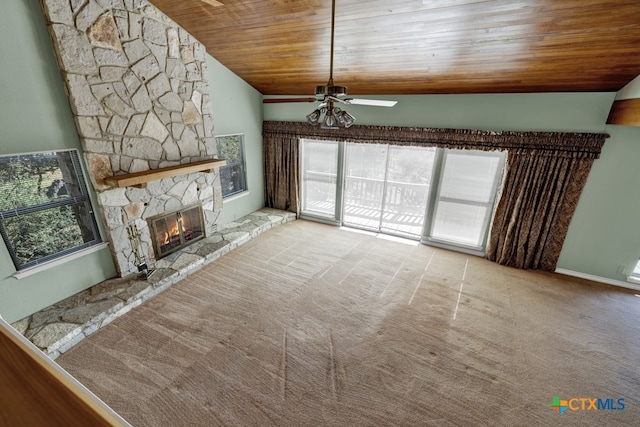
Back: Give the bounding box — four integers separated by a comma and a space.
380, 146, 435, 237
300, 140, 340, 220
342, 143, 388, 231
341, 144, 435, 239
300, 140, 505, 253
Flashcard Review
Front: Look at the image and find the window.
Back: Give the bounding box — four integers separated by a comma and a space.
0, 150, 101, 270
429, 150, 504, 248
216, 134, 247, 198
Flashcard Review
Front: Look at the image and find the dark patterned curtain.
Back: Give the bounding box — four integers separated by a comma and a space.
263, 131, 299, 213
486, 149, 600, 271
262, 121, 607, 270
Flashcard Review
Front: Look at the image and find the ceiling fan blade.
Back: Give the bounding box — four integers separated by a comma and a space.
344, 98, 398, 107
263, 98, 317, 104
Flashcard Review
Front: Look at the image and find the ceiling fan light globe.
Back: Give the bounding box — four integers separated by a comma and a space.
335, 109, 346, 127
341, 111, 356, 127
306, 109, 322, 125
321, 111, 338, 129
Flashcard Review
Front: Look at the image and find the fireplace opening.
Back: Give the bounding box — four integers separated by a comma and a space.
149, 205, 205, 259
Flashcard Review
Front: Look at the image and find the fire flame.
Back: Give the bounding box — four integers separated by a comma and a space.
161, 218, 181, 245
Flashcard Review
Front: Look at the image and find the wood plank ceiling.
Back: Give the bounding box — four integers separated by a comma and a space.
148, 0, 640, 96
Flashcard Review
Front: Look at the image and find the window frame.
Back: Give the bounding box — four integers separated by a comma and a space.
299, 139, 344, 223
215, 133, 248, 198
0, 149, 102, 271
423, 149, 506, 251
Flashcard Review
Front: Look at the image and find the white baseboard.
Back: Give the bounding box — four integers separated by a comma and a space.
555, 268, 640, 292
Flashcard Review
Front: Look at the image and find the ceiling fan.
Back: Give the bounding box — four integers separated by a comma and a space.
263, 0, 397, 128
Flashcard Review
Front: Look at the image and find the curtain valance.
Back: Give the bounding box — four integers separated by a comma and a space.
263, 121, 608, 158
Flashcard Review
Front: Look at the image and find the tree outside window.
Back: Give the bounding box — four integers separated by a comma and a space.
0, 150, 101, 270
216, 134, 247, 198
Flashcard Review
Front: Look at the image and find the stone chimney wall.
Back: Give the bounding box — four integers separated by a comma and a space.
40, 0, 222, 276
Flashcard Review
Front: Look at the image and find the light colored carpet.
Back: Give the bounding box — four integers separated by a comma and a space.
57, 220, 640, 426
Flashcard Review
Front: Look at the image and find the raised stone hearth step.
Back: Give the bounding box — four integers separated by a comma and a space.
11, 208, 295, 359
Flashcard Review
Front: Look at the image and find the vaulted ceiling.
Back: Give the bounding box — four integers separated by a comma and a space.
148, 0, 640, 96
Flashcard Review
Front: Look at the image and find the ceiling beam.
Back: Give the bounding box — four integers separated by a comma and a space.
607, 99, 640, 126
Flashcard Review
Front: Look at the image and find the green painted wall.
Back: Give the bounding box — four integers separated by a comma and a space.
0, 0, 117, 323
265, 93, 640, 283
206, 56, 265, 225
558, 124, 640, 280
0, 0, 80, 148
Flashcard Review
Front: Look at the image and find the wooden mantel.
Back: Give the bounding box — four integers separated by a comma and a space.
104, 159, 226, 188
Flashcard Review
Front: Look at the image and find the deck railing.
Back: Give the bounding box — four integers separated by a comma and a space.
344, 175, 429, 215
303, 172, 429, 236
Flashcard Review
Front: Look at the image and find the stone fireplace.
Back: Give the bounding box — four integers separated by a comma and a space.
40, 0, 223, 276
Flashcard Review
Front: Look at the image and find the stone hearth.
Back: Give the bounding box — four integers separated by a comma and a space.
11, 209, 296, 359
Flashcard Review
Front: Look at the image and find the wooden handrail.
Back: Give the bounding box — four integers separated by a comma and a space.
104, 159, 226, 188
0, 317, 131, 426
